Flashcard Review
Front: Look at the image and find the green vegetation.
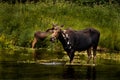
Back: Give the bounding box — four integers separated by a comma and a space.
0, 1, 120, 51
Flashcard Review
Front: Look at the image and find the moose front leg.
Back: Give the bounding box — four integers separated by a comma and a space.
32, 37, 37, 48
67, 50, 75, 63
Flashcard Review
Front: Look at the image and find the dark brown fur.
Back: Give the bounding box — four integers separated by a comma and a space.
32, 29, 53, 48
50, 25, 100, 64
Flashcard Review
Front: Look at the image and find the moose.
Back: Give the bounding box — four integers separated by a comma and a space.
50, 24, 100, 64
32, 29, 53, 48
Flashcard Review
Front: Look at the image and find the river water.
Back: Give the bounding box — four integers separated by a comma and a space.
0, 49, 120, 80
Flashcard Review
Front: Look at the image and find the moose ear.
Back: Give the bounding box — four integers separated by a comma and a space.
46, 28, 54, 32
52, 24, 58, 27
61, 25, 64, 27
53, 24, 55, 27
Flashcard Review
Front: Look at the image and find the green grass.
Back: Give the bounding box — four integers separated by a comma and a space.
0, 2, 120, 51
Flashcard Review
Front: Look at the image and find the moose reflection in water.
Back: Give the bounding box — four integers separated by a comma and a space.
32, 29, 53, 48
86, 66, 96, 80
50, 24, 100, 64
63, 66, 96, 80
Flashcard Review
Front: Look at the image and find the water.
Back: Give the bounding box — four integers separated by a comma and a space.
0, 49, 120, 80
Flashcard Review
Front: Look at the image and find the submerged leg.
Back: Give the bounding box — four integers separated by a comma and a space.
32, 37, 37, 48
87, 48, 92, 64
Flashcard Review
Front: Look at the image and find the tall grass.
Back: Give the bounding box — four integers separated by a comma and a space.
0, 2, 120, 51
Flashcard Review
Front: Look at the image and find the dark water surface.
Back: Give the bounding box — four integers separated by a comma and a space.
0, 49, 120, 80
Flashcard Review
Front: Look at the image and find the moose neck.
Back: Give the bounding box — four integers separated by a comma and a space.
58, 31, 71, 50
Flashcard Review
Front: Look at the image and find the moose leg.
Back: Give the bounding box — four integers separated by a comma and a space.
70, 53, 75, 63
93, 47, 97, 64
32, 37, 37, 48
87, 48, 92, 64
67, 50, 75, 63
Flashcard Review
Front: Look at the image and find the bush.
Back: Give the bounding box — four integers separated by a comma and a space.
0, 2, 120, 51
